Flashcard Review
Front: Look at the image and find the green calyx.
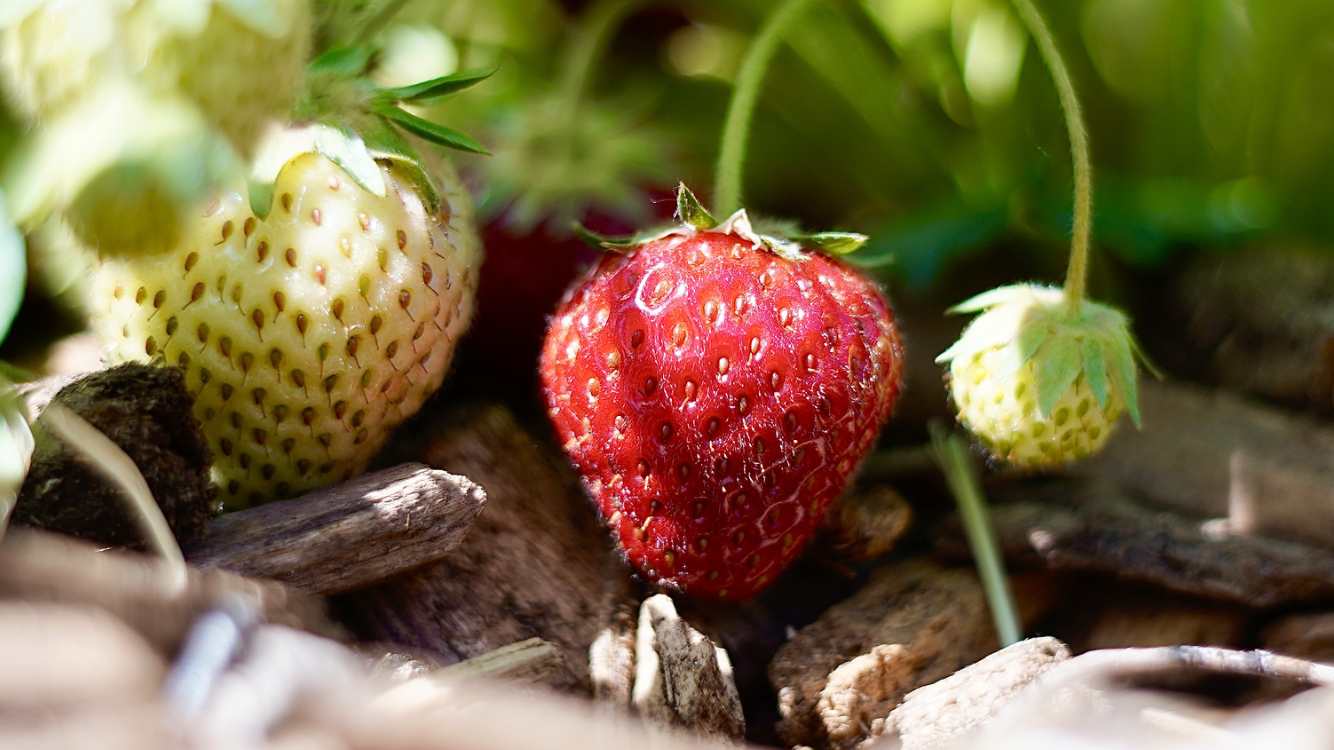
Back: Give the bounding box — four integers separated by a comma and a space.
575, 184, 868, 260
936, 283, 1146, 427
252, 44, 494, 217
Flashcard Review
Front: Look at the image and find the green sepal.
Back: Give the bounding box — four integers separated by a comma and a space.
309, 44, 377, 79
313, 123, 387, 197
381, 67, 499, 105
793, 232, 868, 255
938, 282, 1145, 428
1083, 337, 1108, 409
573, 222, 679, 253
675, 184, 716, 231
247, 179, 275, 219
353, 113, 440, 213
371, 102, 490, 155
1034, 335, 1083, 418
1108, 334, 1141, 427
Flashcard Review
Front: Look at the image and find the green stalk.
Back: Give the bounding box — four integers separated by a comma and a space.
1009, 0, 1092, 312
713, 0, 822, 218
929, 421, 1022, 647
41, 403, 188, 591
555, 0, 641, 126
356, 0, 416, 44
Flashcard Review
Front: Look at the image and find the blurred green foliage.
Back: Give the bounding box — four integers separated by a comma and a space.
411, 0, 1334, 287
5, 0, 1334, 348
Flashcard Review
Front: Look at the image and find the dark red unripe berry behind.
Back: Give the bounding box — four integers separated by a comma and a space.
540, 229, 904, 599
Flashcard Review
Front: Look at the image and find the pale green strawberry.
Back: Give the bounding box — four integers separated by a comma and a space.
87, 126, 481, 507
0, 0, 311, 153
937, 284, 1141, 470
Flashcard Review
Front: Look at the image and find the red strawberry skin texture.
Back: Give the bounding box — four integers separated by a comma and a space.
539, 230, 904, 599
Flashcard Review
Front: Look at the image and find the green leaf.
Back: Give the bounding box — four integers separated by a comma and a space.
309, 44, 377, 79
382, 67, 499, 104
675, 184, 716, 231
372, 103, 490, 155
1033, 335, 1083, 418
247, 179, 275, 219
1083, 337, 1108, 409
0, 190, 25, 346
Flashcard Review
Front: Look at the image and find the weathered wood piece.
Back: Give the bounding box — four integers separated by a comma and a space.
938, 478, 1334, 607
884, 637, 1070, 750
957, 647, 1334, 749
0, 528, 345, 655
335, 405, 630, 694
633, 594, 746, 739
14, 363, 214, 550
811, 484, 913, 563
1071, 378, 1334, 548
436, 637, 566, 684
769, 560, 996, 750
185, 463, 485, 595
590, 603, 638, 712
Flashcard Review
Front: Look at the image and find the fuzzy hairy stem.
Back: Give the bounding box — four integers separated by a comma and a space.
713, 0, 822, 218
930, 420, 1022, 647
556, 0, 641, 122
1010, 0, 1092, 311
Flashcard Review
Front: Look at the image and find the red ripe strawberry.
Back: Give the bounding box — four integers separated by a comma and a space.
539, 208, 904, 599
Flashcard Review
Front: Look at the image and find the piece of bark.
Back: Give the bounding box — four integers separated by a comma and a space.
435, 638, 566, 684
0, 602, 166, 710
951, 646, 1334, 750
334, 404, 629, 694
590, 601, 638, 711
633, 594, 746, 739
769, 560, 996, 750
812, 484, 913, 563
1084, 604, 1248, 651
1071, 378, 1334, 549
356, 643, 444, 682
1162, 242, 1334, 415
1262, 613, 1334, 665
936, 477, 1334, 607
882, 637, 1070, 750
185, 463, 485, 595
13, 363, 214, 550
0, 528, 345, 656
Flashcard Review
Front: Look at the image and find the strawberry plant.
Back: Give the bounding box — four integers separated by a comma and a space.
76, 32, 494, 507
936, 0, 1147, 470
539, 0, 904, 599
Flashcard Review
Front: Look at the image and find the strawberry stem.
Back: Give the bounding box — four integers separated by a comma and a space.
713, 0, 821, 218
556, 0, 640, 124
356, 0, 414, 44
929, 420, 1022, 647
1010, 0, 1092, 313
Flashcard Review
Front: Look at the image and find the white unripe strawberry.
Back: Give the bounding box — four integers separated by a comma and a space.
87, 126, 481, 507
937, 284, 1141, 470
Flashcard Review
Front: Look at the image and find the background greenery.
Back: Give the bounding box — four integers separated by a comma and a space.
3, 0, 1333, 355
